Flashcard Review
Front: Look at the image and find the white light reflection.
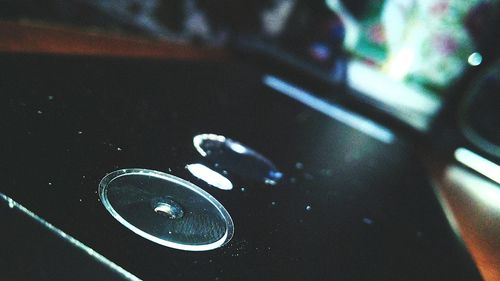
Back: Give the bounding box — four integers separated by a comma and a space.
385, 47, 416, 80
186, 163, 233, 190
263, 75, 395, 144
228, 141, 247, 154
454, 147, 500, 185
193, 134, 226, 157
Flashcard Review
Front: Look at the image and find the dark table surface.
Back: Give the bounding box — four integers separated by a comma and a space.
0, 54, 482, 281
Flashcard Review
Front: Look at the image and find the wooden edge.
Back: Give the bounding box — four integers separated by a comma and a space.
422, 151, 500, 281
0, 20, 229, 60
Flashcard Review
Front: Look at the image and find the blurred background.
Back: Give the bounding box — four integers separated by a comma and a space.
1, 0, 499, 132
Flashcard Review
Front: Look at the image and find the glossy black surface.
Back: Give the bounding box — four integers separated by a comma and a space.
0, 54, 481, 281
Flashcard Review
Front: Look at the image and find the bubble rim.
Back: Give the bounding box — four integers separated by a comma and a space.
98, 168, 234, 251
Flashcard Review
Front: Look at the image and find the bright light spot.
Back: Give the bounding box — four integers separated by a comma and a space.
385, 47, 416, 80
347, 60, 441, 131
186, 163, 233, 190
193, 134, 226, 157
454, 147, 500, 184
467, 52, 482, 66
228, 141, 247, 154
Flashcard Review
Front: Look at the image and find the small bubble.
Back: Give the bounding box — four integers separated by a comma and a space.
289, 177, 297, 184
305, 205, 312, 211
79, 199, 83, 202
168, 168, 172, 172
271, 201, 276, 206
295, 162, 304, 169
222, 170, 228, 175
37, 110, 43, 114
240, 187, 246, 192
48, 95, 54, 100
48, 182, 52, 186
116, 147, 122, 151
168, 231, 172, 234
77, 131, 83, 135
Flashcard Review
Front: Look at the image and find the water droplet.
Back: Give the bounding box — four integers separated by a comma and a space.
153, 198, 184, 219
320, 169, 333, 177
362, 218, 374, 225
193, 133, 282, 184
305, 205, 312, 211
